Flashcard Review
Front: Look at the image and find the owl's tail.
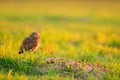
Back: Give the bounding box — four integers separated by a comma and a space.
18, 51, 23, 54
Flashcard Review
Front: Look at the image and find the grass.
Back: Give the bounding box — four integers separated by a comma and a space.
0, 1, 120, 80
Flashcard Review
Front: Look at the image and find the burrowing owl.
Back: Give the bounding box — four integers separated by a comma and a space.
18, 32, 40, 54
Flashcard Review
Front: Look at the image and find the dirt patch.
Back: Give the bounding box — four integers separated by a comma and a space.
39, 58, 107, 79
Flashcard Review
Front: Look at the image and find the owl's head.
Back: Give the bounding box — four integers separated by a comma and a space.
30, 32, 40, 39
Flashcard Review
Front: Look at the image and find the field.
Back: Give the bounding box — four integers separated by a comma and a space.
0, 1, 120, 80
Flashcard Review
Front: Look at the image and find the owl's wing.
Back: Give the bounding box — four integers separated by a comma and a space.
19, 37, 38, 54
22, 37, 35, 50
22, 37, 31, 45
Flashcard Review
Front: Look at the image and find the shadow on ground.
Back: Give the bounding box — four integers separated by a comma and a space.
0, 57, 107, 79
0, 57, 41, 76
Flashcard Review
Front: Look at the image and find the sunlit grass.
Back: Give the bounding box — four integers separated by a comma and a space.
0, 1, 120, 80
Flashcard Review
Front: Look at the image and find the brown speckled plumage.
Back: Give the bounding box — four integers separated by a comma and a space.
18, 32, 40, 54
